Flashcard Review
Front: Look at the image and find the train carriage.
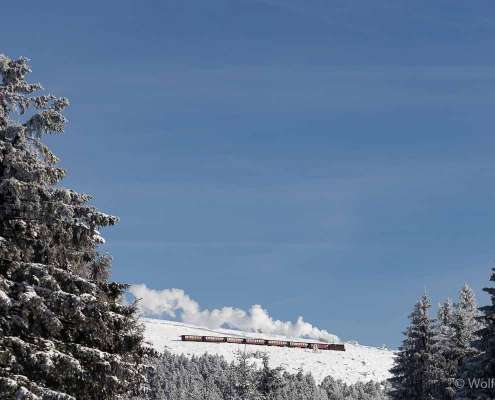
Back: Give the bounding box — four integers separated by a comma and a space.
181, 335, 203, 342
245, 338, 267, 345
267, 340, 289, 347
204, 336, 225, 343
328, 344, 346, 352
289, 341, 309, 348
226, 337, 245, 344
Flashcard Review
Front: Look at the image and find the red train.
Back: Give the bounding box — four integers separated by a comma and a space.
180, 334, 345, 352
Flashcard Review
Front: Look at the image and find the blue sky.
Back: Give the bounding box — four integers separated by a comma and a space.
3, 0, 495, 346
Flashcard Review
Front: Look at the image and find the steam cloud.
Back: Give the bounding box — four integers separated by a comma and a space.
129, 284, 339, 343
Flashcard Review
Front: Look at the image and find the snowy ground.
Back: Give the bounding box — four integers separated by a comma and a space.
142, 318, 395, 385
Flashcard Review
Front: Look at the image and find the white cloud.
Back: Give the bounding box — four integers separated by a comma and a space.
129, 284, 339, 343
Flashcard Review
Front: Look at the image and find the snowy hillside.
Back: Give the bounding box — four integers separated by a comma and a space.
142, 318, 395, 385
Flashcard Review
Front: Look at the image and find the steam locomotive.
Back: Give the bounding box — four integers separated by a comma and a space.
180, 335, 345, 351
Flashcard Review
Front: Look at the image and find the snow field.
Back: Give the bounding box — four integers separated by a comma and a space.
142, 318, 395, 384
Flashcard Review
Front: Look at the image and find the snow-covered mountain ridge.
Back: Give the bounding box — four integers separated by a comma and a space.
142, 318, 395, 385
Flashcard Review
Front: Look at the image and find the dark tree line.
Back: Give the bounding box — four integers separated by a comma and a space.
128, 350, 389, 400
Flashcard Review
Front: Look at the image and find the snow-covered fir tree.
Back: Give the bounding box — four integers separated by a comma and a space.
279, 369, 323, 400
256, 354, 284, 399
228, 351, 260, 400
389, 294, 437, 400
0, 55, 149, 399
452, 284, 481, 367
432, 299, 457, 400
459, 269, 495, 400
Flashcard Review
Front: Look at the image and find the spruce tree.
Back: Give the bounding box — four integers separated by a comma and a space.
0, 55, 148, 399
389, 295, 437, 400
433, 299, 457, 400
452, 284, 481, 366
256, 354, 283, 399
228, 351, 259, 400
461, 269, 495, 400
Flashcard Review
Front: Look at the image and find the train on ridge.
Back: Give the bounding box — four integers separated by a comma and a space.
180, 334, 346, 352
